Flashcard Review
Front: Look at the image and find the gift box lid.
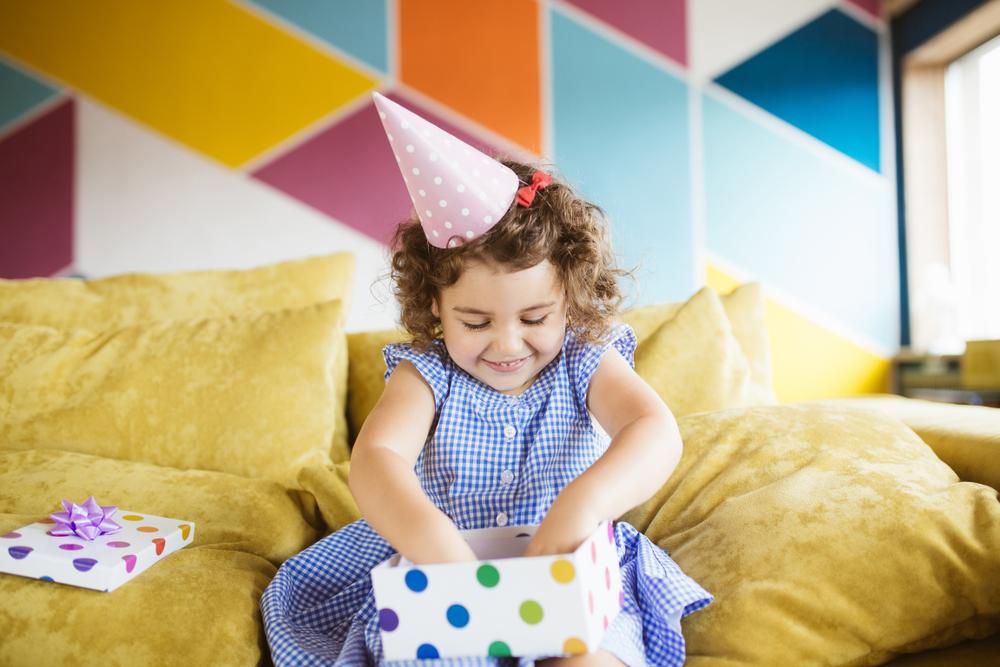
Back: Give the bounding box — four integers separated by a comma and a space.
1, 509, 195, 592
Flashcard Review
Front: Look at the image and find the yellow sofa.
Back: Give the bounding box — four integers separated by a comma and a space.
1, 254, 998, 666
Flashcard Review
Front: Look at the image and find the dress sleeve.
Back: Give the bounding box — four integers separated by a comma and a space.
383, 342, 450, 412
568, 323, 638, 412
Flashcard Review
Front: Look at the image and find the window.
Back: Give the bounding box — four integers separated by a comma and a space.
944, 34, 1000, 344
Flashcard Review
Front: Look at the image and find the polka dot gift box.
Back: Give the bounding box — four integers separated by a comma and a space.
0, 497, 195, 592
370, 521, 622, 660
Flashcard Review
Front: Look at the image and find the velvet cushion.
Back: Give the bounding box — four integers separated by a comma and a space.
0, 300, 344, 485
0, 252, 355, 463
633, 287, 757, 417
0, 448, 322, 667
621, 404, 1000, 665
802, 396, 1000, 493
346, 328, 409, 444
623, 282, 776, 404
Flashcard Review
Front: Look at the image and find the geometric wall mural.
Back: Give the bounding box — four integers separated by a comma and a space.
0, 0, 896, 401
714, 8, 882, 172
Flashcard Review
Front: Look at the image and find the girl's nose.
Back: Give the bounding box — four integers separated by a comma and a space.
493, 324, 523, 356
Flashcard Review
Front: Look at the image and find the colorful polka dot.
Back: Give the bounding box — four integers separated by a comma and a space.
488, 641, 511, 657
137, 526, 159, 533
8, 546, 32, 559
39, 576, 54, 582
1, 532, 21, 539
608, 521, 615, 544
446, 604, 469, 628
476, 564, 500, 588
405, 568, 428, 592
415, 644, 439, 659
122, 515, 143, 521
378, 608, 399, 632
591, 541, 597, 563
106, 541, 130, 548
179, 525, 191, 540
605, 566, 611, 590
58, 543, 83, 551
152, 537, 166, 555
550, 559, 575, 584
563, 637, 587, 655
72, 558, 97, 572
519, 600, 543, 625
122, 554, 137, 573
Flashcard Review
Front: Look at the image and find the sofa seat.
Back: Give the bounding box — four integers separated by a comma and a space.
0, 449, 324, 667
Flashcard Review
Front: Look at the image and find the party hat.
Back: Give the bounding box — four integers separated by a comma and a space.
373, 92, 519, 248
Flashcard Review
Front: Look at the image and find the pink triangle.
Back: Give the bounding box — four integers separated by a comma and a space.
844, 0, 881, 18
564, 0, 686, 67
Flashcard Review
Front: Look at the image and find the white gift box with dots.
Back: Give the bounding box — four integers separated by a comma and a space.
371, 521, 623, 660
0, 511, 195, 592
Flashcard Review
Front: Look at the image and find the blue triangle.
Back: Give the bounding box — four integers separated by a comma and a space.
715, 9, 880, 172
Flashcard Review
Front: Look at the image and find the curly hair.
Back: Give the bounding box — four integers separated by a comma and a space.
388, 158, 634, 351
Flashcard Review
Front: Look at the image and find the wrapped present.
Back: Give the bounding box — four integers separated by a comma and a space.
371, 521, 622, 660
0, 497, 195, 592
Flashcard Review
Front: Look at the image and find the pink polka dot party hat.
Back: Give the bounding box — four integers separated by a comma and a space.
372, 92, 520, 249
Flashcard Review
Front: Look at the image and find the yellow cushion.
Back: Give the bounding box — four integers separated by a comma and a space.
633, 287, 756, 417
622, 404, 1000, 664
296, 461, 361, 536
346, 328, 409, 445
802, 396, 1000, 492
0, 252, 355, 463
0, 448, 321, 666
0, 300, 344, 485
623, 282, 776, 404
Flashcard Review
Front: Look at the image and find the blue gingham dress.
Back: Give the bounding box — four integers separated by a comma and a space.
261, 324, 713, 666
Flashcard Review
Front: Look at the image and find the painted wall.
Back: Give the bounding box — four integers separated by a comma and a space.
0, 0, 895, 401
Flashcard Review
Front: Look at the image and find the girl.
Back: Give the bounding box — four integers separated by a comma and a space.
261, 93, 712, 666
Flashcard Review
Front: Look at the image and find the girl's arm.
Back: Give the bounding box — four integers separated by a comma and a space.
349, 359, 477, 564
524, 348, 681, 556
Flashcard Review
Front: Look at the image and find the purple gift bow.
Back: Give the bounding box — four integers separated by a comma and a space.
49, 496, 122, 541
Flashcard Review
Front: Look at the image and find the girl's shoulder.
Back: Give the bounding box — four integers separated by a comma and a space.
563, 322, 637, 409
382, 338, 451, 411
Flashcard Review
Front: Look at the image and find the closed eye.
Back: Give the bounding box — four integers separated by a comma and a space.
462, 320, 490, 331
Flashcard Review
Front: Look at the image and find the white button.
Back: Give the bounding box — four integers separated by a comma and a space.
500, 469, 514, 485
496, 512, 509, 527
503, 424, 516, 439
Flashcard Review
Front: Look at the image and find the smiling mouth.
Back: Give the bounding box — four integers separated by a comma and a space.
483, 356, 530, 371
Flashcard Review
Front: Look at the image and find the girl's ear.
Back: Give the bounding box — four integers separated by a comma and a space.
431, 298, 440, 319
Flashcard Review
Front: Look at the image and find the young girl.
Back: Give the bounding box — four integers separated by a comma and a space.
261, 93, 712, 666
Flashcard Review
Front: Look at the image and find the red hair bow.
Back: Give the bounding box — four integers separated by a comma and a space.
516, 170, 552, 207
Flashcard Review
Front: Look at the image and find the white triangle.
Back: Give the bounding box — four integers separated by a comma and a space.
75, 97, 399, 332
689, 0, 836, 83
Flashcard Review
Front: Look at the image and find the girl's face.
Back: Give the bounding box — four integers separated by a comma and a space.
432, 259, 567, 396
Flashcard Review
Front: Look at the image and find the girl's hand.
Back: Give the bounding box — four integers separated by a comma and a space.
400, 524, 478, 564
522, 493, 603, 557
